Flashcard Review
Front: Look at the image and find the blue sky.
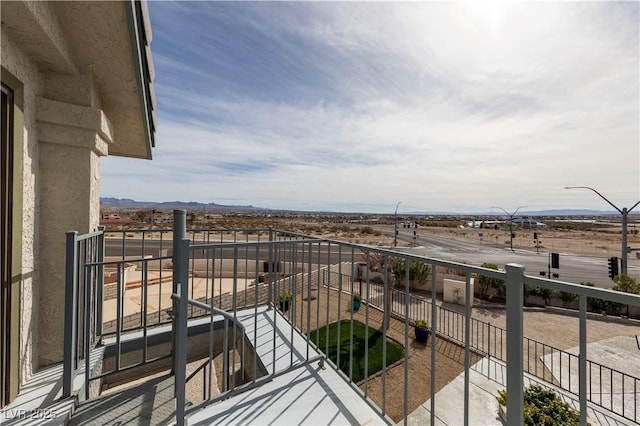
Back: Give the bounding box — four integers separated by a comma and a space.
101, 1, 639, 213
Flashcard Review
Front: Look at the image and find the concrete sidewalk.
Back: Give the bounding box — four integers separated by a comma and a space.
404, 353, 633, 426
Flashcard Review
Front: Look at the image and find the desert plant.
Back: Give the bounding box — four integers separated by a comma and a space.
524, 285, 554, 306
613, 274, 640, 294
392, 259, 431, 288
612, 274, 639, 316
581, 282, 612, 314
557, 290, 577, 306
477, 263, 506, 298
353, 292, 362, 302
497, 384, 585, 425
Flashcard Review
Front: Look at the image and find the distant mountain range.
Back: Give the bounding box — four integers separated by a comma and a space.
100, 197, 259, 211
101, 198, 636, 217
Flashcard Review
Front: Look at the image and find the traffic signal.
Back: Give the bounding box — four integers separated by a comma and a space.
551, 253, 559, 269
608, 257, 619, 279
534, 232, 538, 240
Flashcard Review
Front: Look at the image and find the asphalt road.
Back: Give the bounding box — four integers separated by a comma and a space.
393, 229, 640, 289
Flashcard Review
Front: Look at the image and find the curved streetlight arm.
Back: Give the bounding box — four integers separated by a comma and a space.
512, 205, 527, 216
491, 206, 527, 218
491, 206, 510, 217
564, 186, 623, 214
565, 186, 640, 275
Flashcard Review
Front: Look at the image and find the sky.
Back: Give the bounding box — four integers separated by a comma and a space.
101, 1, 640, 214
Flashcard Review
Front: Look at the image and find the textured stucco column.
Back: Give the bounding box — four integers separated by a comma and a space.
36, 74, 112, 365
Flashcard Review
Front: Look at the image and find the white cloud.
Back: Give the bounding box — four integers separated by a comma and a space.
101, 1, 639, 213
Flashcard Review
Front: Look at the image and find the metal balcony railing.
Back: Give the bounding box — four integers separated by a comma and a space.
64, 211, 640, 425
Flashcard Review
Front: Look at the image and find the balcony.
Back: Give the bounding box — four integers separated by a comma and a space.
4, 210, 639, 425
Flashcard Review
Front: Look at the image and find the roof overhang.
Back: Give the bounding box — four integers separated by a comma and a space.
1, 0, 156, 159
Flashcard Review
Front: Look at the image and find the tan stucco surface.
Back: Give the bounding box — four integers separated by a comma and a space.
2, 0, 154, 159
1, 0, 155, 390
2, 26, 42, 386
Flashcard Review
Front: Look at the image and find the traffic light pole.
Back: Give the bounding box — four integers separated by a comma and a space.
565, 186, 639, 275
393, 201, 401, 247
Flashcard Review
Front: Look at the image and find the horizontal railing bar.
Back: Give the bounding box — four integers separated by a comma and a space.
172, 294, 245, 331
190, 239, 323, 250
85, 255, 173, 268
104, 227, 273, 235
74, 229, 105, 242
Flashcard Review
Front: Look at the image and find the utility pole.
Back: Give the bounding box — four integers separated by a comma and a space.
394, 201, 401, 247
565, 186, 640, 275
492, 205, 527, 251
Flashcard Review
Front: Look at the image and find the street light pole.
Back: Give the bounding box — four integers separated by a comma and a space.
492, 206, 527, 251
394, 201, 401, 247
565, 186, 640, 275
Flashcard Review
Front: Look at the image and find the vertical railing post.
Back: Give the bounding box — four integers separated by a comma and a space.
172, 210, 186, 363
96, 226, 105, 345
172, 210, 187, 425
63, 231, 79, 398
429, 264, 437, 426
268, 228, 274, 309
505, 264, 525, 426
174, 238, 190, 425
463, 272, 472, 426
579, 295, 588, 425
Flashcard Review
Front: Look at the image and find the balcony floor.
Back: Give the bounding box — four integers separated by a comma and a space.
67, 305, 389, 425
187, 305, 391, 425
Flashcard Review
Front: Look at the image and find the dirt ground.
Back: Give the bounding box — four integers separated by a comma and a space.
280, 289, 479, 423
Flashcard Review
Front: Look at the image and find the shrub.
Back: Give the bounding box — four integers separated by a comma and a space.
558, 290, 577, 306
497, 384, 584, 425
524, 285, 555, 306
581, 282, 613, 314
392, 259, 431, 288
478, 263, 506, 298
612, 274, 639, 316
613, 274, 640, 294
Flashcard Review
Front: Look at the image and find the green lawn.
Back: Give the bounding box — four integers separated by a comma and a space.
311, 320, 404, 382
